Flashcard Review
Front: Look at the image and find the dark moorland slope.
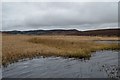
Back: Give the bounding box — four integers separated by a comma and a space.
79, 28, 120, 36
2, 28, 120, 36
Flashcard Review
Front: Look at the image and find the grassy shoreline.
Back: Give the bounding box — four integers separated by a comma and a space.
2, 34, 120, 66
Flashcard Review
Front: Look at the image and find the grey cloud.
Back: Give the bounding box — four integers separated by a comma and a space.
2, 2, 118, 31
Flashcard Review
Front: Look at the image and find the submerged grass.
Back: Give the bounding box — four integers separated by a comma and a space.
2, 34, 120, 66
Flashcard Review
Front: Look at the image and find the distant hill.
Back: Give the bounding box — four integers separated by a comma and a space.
78, 28, 120, 36
2, 28, 120, 36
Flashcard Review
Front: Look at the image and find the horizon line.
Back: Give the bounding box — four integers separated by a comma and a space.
1, 28, 120, 32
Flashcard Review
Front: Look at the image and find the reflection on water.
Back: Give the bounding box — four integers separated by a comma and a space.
2, 51, 119, 78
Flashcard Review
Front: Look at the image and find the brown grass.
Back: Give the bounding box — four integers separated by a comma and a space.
2, 34, 120, 66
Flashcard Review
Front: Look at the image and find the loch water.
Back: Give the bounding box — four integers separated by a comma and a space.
2, 50, 119, 78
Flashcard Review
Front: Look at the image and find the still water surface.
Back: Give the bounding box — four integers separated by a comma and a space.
2, 50, 119, 78
95, 40, 120, 44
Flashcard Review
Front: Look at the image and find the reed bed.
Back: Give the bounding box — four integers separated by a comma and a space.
2, 34, 120, 66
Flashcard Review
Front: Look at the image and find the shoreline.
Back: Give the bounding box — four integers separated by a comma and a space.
2, 50, 119, 68
2, 34, 120, 67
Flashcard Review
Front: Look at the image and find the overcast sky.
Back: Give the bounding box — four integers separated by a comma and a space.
2, 2, 118, 31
